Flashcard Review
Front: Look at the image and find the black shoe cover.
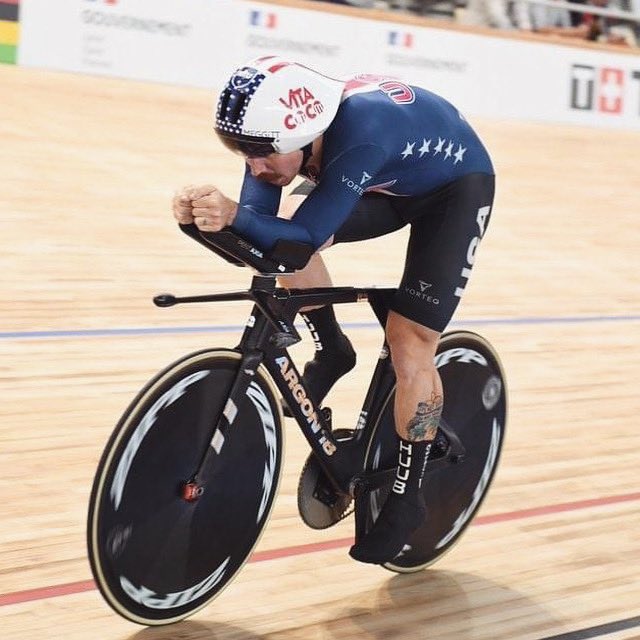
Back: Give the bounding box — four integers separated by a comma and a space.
302, 335, 356, 406
349, 492, 427, 565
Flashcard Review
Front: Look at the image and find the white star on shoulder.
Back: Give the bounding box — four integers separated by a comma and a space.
418, 138, 431, 157
454, 144, 467, 164
445, 141, 454, 159
433, 137, 445, 155
401, 141, 415, 159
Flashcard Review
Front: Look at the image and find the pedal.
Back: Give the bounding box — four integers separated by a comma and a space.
427, 429, 449, 461
427, 419, 466, 465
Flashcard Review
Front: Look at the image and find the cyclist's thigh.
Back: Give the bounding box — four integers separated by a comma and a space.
335, 193, 406, 243
391, 173, 495, 333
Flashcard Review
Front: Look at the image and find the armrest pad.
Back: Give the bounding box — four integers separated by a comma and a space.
268, 239, 315, 271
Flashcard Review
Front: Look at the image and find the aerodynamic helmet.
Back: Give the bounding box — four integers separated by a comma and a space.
214, 56, 345, 157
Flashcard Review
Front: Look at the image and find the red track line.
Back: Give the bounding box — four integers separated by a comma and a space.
473, 491, 640, 524
1, 490, 639, 608
0, 581, 97, 607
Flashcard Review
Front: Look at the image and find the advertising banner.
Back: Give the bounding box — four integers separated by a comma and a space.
18, 0, 242, 88
237, 4, 640, 129
16, 0, 640, 129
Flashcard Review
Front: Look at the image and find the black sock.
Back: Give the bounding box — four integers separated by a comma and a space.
300, 306, 345, 353
349, 438, 431, 565
299, 307, 356, 406
391, 438, 431, 497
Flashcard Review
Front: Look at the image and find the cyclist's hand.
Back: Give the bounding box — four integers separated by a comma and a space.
188, 186, 238, 232
172, 185, 198, 225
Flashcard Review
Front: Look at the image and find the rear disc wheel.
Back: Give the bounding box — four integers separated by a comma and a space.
363, 331, 507, 572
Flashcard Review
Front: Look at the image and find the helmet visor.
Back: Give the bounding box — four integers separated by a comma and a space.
217, 131, 276, 158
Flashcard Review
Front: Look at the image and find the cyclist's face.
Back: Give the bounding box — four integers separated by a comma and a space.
245, 150, 303, 186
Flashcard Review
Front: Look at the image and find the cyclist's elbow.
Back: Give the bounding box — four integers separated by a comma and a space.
309, 231, 334, 252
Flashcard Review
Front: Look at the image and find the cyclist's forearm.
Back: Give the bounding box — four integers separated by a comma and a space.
232, 205, 316, 251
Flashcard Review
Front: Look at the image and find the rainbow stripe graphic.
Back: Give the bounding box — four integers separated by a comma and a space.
0, 0, 19, 64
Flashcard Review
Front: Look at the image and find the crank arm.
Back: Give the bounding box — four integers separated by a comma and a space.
349, 468, 396, 497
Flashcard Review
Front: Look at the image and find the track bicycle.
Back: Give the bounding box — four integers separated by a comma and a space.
87, 224, 507, 625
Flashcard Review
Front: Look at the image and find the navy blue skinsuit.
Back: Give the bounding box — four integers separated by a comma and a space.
231, 75, 495, 332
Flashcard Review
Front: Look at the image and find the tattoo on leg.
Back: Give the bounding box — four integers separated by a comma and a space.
405, 392, 443, 442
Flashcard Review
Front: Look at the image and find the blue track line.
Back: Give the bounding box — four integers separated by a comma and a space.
1, 314, 639, 341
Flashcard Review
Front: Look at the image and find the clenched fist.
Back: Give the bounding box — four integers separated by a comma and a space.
172, 184, 238, 232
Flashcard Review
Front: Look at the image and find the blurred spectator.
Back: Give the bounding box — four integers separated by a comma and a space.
573, 0, 634, 44
459, 0, 636, 44
593, 0, 637, 45
460, 0, 531, 29
529, 0, 588, 35
568, 0, 588, 25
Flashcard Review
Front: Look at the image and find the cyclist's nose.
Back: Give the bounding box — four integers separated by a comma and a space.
246, 157, 268, 178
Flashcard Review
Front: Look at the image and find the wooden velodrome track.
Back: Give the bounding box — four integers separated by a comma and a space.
2, 38, 640, 640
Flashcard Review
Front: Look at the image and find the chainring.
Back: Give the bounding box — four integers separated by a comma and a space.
297, 429, 355, 529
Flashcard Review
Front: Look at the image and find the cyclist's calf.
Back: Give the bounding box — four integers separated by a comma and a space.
385, 311, 443, 443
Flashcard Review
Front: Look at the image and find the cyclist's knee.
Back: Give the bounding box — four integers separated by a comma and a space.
386, 311, 439, 381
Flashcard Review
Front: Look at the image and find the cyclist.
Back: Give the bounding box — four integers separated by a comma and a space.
172, 56, 495, 565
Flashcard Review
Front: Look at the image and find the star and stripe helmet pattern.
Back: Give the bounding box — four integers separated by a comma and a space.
214, 56, 345, 157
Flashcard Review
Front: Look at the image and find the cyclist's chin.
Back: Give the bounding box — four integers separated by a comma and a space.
265, 174, 295, 187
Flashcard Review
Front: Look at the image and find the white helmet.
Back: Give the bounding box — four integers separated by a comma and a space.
214, 56, 345, 156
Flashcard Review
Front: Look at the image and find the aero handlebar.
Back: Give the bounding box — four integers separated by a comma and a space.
179, 223, 314, 274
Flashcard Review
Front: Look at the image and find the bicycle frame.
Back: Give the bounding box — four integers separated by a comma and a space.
155, 273, 397, 494
87, 223, 506, 626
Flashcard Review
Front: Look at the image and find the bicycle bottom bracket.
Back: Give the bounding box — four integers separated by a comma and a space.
182, 481, 205, 502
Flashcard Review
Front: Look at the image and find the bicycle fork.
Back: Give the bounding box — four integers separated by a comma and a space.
182, 302, 346, 500
180, 348, 267, 501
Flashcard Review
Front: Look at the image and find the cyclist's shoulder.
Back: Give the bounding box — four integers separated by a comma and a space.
339, 75, 450, 110
332, 77, 458, 136
326, 85, 401, 151
321, 113, 383, 164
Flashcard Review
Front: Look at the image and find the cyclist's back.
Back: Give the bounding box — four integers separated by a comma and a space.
232, 73, 494, 253
324, 74, 494, 196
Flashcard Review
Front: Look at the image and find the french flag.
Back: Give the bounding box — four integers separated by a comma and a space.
249, 10, 277, 28
388, 31, 413, 48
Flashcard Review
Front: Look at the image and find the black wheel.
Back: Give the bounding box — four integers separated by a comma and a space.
87, 349, 284, 625
363, 331, 507, 572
